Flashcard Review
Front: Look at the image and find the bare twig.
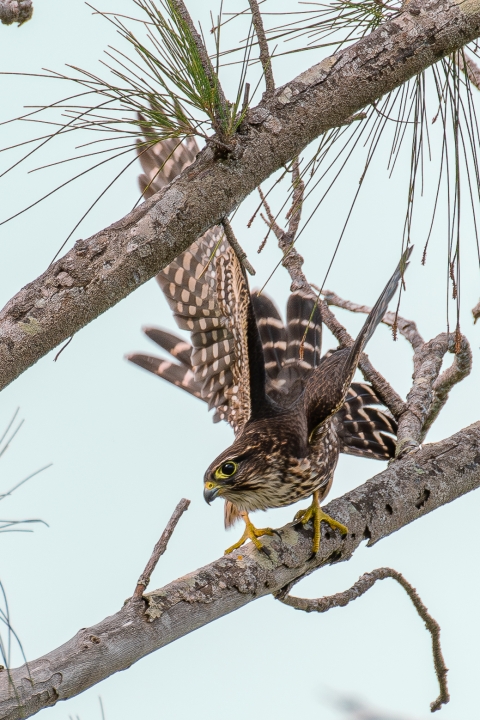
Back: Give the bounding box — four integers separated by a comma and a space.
133, 498, 190, 598
322, 290, 424, 350
248, 0, 275, 96
275, 567, 449, 713
222, 218, 256, 276
54, 335, 74, 362
258, 161, 309, 292
0, 0, 32, 25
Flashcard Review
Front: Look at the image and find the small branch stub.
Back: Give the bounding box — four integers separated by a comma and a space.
133, 498, 190, 598
248, 0, 275, 96
276, 567, 449, 713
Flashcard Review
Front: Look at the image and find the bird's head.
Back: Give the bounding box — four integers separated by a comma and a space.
203, 419, 300, 510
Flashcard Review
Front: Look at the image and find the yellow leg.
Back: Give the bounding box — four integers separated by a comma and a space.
294, 490, 348, 554
224, 512, 275, 554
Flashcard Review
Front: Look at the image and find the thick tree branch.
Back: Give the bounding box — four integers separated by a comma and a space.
1, 0, 480, 391
1, 422, 479, 719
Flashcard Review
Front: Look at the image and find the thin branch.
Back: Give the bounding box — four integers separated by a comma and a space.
275, 567, 449, 713
258, 161, 309, 292
222, 217, 256, 276
133, 498, 190, 598
321, 290, 424, 350
248, 0, 275, 96
0, 0, 32, 26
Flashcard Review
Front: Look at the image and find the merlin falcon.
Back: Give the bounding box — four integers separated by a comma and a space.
128, 136, 407, 554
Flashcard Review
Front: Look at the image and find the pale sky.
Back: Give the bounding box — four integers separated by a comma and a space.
0, 2, 479, 719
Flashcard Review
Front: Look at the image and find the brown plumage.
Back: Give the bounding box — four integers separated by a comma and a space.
128, 136, 406, 553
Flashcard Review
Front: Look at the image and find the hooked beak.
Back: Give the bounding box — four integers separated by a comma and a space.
203, 483, 220, 505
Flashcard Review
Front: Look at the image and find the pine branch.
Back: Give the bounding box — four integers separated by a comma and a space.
0, 0, 479, 392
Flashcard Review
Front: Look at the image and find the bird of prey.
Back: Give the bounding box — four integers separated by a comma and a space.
129, 135, 407, 554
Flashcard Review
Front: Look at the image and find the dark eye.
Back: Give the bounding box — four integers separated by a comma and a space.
214, 460, 238, 479
221, 462, 236, 476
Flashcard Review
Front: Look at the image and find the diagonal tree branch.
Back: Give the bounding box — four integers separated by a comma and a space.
1, 0, 480, 393
1, 421, 479, 720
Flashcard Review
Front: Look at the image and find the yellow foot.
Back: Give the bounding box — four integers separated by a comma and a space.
224, 513, 275, 555
294, 498, 348, 554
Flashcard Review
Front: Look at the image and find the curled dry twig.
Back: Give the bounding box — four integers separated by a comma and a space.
133, 498, 190, 598
275, 567, 449, 713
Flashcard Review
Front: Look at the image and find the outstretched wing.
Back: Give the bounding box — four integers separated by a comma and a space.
304, 248, 412, 435
130, 230, 259, 434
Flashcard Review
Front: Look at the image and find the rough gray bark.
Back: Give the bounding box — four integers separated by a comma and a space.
1, 0, 480, 392
1, 422, 479, 720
